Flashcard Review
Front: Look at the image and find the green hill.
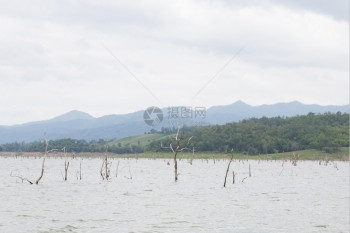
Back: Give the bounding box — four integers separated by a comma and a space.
148, 112, 349, 155
109, 133, 170, 148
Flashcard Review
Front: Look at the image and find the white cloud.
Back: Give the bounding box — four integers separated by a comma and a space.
0, 0, 348, 125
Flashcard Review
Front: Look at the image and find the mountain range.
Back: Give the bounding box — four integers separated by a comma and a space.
0, 101, 348, 144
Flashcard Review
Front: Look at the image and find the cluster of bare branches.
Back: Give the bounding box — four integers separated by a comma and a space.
10, 133, 48, 185
223, 151, 254, 186
188, 147, 195, 165
162, 127, 194, 182
291, 152, 298, 166
10, 133, 85, 184
100, 145, 112, 180
61, 147, 70, 181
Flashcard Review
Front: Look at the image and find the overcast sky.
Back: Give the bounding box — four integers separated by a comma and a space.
0, 0, 348, 125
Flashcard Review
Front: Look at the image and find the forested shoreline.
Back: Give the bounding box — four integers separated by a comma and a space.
1, 112, 348, 155
149, 112, 349, 154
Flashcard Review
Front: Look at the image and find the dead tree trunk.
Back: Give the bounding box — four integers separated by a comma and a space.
64, 160, 69, 181
163, 127, 194, 182
188, 147, 194, 165
35, 133, 48, 184
174, 149, 179, 181
224, 152, 234, 187
10, 133, 48, 185
292, 152, 298, 166
100, 145, 111, 180
100, 159, 105, 179
79, 160, 82, 180
232, 170, 235, 184
62, 147, 69, 181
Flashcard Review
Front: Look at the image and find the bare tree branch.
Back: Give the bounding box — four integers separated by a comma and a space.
187, 136, 194, 144
10, 172, 33, 185
175, 127, 180, 141
169, 143, 175, 153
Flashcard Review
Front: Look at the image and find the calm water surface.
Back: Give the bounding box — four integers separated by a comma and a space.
0, 157, 348, 233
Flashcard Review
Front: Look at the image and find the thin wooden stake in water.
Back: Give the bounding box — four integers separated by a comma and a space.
63, 147, 69, 181
79, 160, 82, 180
64, 161, 69, 181
116, 160, 120, 178
105, 146, 109, 179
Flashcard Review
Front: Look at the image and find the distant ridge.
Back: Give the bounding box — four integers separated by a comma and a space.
49, 110, 95, 122
0, 101, 348, 144
206, 101, 349, 124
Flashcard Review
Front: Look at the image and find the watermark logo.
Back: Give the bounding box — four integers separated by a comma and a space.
143, 106, 163, 126
167, 106, 207, 128
168, 106, 206, 119
143, 106, 206, 127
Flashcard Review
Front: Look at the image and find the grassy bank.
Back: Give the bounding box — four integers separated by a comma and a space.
1, 147, 348, 161
121, 147, 349, 161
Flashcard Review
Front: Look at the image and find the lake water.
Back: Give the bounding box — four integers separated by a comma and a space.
0, 156, 349, 233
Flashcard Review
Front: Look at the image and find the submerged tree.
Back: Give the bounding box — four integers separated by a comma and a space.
10, 133, 48, 185
100, 145, 111, 180
35, 134, 48, 184
63, 147, 69, 181
224, 151, 234, 187
163, 127, 194, 182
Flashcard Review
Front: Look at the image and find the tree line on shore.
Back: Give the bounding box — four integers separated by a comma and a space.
149, 112, 349, 154
1, 112, 348, 155
0, 138, 143, 154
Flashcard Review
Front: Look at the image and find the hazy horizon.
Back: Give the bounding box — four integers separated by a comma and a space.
1, 100, 348, 126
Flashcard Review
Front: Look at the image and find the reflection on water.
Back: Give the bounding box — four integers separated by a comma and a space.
0, 157, 348, 233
